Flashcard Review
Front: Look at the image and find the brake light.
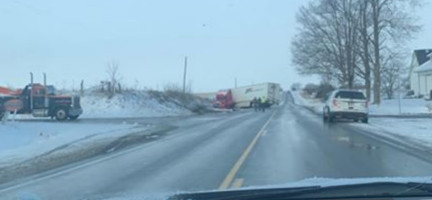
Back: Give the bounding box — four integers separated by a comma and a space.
333, 99, 338, 107
365, 101, 369, 108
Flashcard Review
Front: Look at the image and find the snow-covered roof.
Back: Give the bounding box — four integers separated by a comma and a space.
415, 60, 432, 73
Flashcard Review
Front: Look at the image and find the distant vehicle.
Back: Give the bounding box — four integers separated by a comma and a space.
231, 82, 281, 108
214, 90, 235, 109
323, 89, 368, 123
213, 83, 282, 109
0, 83, 82, 121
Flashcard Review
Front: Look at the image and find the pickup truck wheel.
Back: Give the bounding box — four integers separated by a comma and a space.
362, 117, 368, 124
55, 108, 68, 121
69, 115, 79, 120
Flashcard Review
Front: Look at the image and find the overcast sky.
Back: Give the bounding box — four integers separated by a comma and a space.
0, 0, 431, 92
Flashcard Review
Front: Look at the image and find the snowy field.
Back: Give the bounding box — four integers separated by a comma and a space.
290, 90, 432, 151
0, 121, 147, 167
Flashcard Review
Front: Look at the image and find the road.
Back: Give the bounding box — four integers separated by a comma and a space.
2, 92, 432, 200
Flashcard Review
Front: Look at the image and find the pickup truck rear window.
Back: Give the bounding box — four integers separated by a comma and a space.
335, 91, 366, 100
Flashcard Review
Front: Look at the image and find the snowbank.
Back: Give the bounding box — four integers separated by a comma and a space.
0, 121, 146, 167
80, 91, 193, 118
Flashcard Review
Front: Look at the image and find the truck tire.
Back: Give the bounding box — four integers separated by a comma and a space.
55, 108, 68, 121
69, 115, 79, 120
0, 112, 4, 120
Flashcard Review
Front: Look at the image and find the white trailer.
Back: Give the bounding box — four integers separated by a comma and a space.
231, 82, 282, 108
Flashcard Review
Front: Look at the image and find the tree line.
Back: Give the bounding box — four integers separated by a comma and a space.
292, 0, 421, 103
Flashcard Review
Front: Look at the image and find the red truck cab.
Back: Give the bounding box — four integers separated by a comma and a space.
214, 90, 235, 109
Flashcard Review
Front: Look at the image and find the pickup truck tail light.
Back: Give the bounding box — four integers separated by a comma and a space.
333, 99, 338, 107
365, 101, 369, 108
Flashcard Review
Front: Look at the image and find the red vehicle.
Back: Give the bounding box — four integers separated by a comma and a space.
214, 90, 235, 109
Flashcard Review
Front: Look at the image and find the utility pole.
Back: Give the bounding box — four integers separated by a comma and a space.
183, 56, 188, 94
44, 73, 49, 108
30, 72, 34, 110
397, 69, 402, 115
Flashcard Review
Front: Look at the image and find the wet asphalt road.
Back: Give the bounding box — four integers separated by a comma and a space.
1, 92, 432, 199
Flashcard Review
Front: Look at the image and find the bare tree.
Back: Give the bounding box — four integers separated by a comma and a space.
293, 0, 362, 88
369, 0, 420, 104
292, 0, 420, 103
106, 61, 121, 97
355, 0, 373, 101
381, 48, 408, 99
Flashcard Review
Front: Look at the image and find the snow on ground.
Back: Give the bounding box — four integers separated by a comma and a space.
290, 90, 325, 113
369, 98, 432, 115
0, 121, 146, 167
352, 118, 432, 149
80, 91, 193, 118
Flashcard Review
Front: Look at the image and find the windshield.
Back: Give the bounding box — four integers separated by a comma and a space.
1, 0, 432, 200
335, 91, 366, 100
216, 95, 226, 101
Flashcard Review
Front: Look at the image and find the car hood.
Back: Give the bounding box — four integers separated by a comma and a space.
92, 176, 432, 200
235, 176, 432, 191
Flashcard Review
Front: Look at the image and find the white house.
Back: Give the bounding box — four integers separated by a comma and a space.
409, 49, 432, 98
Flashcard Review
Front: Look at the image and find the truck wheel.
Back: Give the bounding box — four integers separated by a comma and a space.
55, 108, 68, 121
69, 115, 79, 120
0, 112, 4, 119
362, 117, 368, 124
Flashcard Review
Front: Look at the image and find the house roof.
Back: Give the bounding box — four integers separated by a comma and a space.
414, 49, 432, 66
415, 60, 432, 73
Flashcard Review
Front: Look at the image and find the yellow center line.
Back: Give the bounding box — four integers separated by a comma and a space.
231, 178, 244, 189
219, 111, 276, 190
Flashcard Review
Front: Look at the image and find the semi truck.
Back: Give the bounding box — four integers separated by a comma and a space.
214, 90, 235, 109
213, 82, 282, 109
0, 73, 83, 121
